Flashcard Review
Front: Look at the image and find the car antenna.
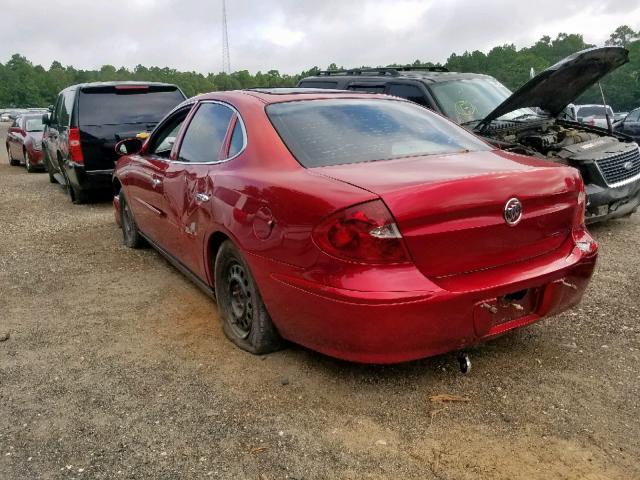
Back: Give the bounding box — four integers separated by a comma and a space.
598, 81, 613, 134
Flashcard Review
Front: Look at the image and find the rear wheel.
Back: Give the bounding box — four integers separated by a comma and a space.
120, 191, 143, 248
66, 176, 89, 204
214, 240, 283, 354
24, 149, 36, 173
44, 152, 57, 183
7, 145, 19, 166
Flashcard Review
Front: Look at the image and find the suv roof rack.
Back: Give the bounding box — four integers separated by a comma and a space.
317, 65, 449, 76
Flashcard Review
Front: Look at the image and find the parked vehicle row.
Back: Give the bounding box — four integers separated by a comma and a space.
5, 113, 45, 172
298, 47, 640, 224
40, 81, 186, 203
9, 46, 636, 366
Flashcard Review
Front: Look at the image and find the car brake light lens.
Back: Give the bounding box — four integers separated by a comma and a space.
573, 229, 598, 255
68, 128, 84, 164
313, 200, 409, 264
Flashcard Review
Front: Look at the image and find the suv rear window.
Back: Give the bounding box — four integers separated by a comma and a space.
267, 98, 491, 168
78, 86, 185, 126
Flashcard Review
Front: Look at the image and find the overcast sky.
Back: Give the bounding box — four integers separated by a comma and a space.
1, 0, 638, 74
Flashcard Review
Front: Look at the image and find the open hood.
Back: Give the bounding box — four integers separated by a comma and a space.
479, 46, 629, 126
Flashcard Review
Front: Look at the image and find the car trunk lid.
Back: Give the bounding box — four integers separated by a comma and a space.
314, 150, 581, 279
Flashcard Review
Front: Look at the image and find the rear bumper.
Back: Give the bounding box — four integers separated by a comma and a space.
27, 148, 44, 165
585, 178, 640, 223
249, 244, 597, 364
66, 164, 114, 192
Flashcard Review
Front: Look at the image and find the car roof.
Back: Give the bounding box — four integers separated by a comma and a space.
191, 88, 392, 105
61, 81, 180, 92
300, 69, 495, 84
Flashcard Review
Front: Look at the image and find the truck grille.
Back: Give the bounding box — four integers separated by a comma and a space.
596, 148, 640, 186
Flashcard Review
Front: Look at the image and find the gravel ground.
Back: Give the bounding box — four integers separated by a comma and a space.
0, 122, 639, 479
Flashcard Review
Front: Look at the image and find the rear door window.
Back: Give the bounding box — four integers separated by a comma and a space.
78, 86, 185, 126
347, 84, 386, 93
178, 103, 234, 163
626, 110, 640, 123
228, 120, 245, 157
387, 84, 430, 107
58, 91, 74, 127
298, 81, 338, 89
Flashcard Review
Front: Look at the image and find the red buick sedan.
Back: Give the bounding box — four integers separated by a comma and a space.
5, 114, 45, 172
112, 89, 597, 364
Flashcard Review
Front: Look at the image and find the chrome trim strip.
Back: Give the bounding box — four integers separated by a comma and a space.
594, 147, 640, 188
166, 99, 248, 166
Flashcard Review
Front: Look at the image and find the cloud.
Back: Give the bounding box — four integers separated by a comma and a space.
0, 0, 637, 74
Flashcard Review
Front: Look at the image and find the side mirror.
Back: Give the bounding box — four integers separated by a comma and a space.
42, 113, 50, 126
115, 138, 143, 156
47, 105, 54, 113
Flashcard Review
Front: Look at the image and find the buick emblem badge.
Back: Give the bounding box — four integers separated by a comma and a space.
504, 198, 523, 226
623, 161, 633, 171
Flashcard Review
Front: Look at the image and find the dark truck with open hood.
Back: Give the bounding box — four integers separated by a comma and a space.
298, 47, 640, 223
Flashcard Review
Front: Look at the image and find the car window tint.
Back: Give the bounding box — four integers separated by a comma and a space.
626, 110, 640, 122
228, 120, 244, 157
148, 109, 190, 157
52, 94, 63, 125
78, 87, 185, 126
267, 98, 491, 168
388, 84, 429, 107
178, 103, 233, 163
58, 91, 73, 127
298, 81, 338, 89
347, 85, 385, 93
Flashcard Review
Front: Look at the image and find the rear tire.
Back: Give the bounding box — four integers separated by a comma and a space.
24, 149, 36, 173
120, 191, 144, 248
43, 152, 57, 183
214, 240, 283, 355
67, 178, 89, 204
7, 146, 19, 166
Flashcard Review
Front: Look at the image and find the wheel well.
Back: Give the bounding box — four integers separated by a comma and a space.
208, 232, 229, 267
113, 178, 122, 196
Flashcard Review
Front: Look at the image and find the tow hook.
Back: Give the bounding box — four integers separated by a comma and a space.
557, 279, 578, 290
457, 352, 472, 374
480, 302, 498, 314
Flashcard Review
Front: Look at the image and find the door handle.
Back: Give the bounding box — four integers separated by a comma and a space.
195, 193, 210, 202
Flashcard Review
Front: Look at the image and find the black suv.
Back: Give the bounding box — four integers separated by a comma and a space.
42, 82, 186, 203
299, 47, 640, 224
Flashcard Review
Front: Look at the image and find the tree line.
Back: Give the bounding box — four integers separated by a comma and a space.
1, 25, 638, 111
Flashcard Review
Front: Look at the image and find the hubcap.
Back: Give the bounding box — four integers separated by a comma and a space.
227, 262, 252, 339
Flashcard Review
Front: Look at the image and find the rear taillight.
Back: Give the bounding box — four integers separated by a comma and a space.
68, 128, 84, 164
313, 200, 409, 264
572, 179, 597, 254
573, 229, 598, 255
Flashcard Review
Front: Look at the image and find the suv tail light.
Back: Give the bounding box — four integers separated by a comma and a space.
313, 200, 409, 264
68, 128, 84, 164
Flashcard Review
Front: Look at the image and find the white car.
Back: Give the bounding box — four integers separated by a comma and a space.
575, 104, 615, 128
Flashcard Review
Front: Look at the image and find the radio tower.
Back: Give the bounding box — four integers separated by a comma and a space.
221, 0, 231, 73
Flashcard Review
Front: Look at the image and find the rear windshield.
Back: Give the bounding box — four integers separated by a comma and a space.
266, 98, 491, 167
78, 87, 185, 126
577, 106, 614, 118
25, 117, 44, 131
